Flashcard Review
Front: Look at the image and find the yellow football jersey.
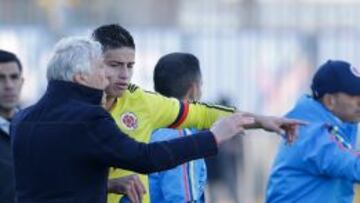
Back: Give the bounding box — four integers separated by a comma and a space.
107, 84, 235, 203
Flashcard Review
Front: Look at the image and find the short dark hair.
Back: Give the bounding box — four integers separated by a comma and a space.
0, 50, 22, 72
92, 24, 135, 51
154, 52, 201, 99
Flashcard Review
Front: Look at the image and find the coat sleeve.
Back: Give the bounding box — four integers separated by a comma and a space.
302, 124, 360, 182
85, 109, 218, 174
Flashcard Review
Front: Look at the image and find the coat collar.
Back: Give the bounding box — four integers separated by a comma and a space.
44, 80, 103, 105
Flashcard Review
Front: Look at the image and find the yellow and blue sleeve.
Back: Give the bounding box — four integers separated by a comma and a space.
177, 101, 235, 130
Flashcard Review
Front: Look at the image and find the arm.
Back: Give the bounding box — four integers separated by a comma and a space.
86, 109, 251, 174
141, 90, 234, 130
302, 124, 360, 181
178, 102, 304, 143
175, 101, 235, 129
143, 89, 303, 142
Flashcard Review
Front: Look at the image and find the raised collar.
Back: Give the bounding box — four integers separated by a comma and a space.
44, 80, 103, 105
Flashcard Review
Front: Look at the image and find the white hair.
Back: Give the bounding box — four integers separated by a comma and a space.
46, 37, 103, 81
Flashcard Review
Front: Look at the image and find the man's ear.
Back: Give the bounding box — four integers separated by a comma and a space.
73, 73, 87, 86
322, 94, 335, 110
185, 83, 196, 101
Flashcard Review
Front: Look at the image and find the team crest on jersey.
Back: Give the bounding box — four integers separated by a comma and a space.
120, 112, 138, 130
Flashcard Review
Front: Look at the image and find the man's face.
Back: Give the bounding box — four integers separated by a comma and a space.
328, 93, 360, 123
85, 56, 109, 90
103, 47, 135, 98
0, 62, 23, 110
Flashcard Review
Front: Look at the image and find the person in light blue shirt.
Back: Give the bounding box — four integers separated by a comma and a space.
266, 60, 360, 203
150, 53, 209, 203
150, 128, 207, 203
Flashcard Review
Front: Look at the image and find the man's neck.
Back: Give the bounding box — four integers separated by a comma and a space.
105, 96, 117, 111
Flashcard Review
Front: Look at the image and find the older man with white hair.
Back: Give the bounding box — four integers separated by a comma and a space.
11, 37, 255, 203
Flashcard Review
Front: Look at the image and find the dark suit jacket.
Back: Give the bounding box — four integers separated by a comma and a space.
11, 80, 217, 203
0, 127, 15, 203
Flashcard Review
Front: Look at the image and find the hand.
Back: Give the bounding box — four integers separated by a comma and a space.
210, 113, 255, 144
255, 115, 307, 143
107, 175, 146, 203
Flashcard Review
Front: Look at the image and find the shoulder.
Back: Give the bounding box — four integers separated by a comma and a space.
282, 123, 330, 153
124, 84, 178, 105
121, 84, 157, 101
55, 100, 113, 124
127, 83, 140, 93
12, 105, 36, 124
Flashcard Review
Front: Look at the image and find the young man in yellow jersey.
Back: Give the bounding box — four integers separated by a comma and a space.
92, 24, 304, 203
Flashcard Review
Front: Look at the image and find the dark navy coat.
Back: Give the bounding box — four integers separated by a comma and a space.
11, 80, 217, 203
